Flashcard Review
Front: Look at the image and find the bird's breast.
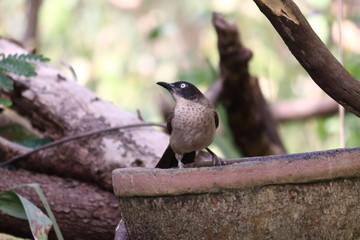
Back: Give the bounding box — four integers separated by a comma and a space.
170, 102, 216, 154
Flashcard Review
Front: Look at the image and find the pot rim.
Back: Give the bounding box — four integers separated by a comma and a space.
113, 147, 360, 197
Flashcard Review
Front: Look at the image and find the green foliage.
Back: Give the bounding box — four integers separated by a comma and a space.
0, 53, 49, 77
1, 1, 358, 154
147, 25, 163, 40
0, 123, 39, 142
0, 190, 52, 240
0, 71, 13, 91
17, 137, 53, 149
0, 97, 12, 106
0, 191, 28, 219
0, 53, 50, 105
0, 184, 63, 240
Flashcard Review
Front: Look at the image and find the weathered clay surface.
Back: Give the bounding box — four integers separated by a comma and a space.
113, 147, 360, 239
118, 178, 360, 240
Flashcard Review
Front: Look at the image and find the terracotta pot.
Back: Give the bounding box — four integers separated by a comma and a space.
113, 147, 360, 240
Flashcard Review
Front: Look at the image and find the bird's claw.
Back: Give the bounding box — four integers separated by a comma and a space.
175, 153, 184, 169
206, 147, 226, 166
178, 161, 184, 169
212, 155, 226, 166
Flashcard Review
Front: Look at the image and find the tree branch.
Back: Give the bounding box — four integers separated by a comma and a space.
1, 122, 166, 166
253, 0, 360, 117
271, 98, 339, 122
205, 78, 224, 105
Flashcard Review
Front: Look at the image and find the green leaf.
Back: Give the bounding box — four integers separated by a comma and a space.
0, 191, 28, 219
13, 184, 64, 240
19, 194, 52, 240
17, 137, 53, 148
0, 98, 12, 106
147, 25, 162, 40
0, 58, 36, 77
2, 53, 50, 63
17, 53, 50, 62
0, 190, 52, 240
0, 71, 14, 91
0, 53, 50, 79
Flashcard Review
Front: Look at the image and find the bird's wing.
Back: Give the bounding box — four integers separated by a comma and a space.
167, 110, 173, 134
155, 145, 177, 168
214, 110, 219, 129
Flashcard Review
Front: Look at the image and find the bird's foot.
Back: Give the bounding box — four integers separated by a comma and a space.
177, 161, 184, 169
175, 153, 184, 169
206, 147, 226, 166
212, 155, 226, 166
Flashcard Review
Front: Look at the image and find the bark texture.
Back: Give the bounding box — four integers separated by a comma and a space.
0, 38, 168, 190
213, 13, 286, 156
0, 37, 171, 238
0, 168, 120, 240
253, 0, 360, 117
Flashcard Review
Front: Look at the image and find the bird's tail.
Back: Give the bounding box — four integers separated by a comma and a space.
155, 145, 196, 169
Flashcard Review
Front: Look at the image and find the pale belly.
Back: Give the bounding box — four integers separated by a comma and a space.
170, 104, 216, 154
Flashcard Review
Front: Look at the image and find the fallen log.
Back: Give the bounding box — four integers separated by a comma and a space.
0, 38, 169, 190
0, 167, 120, 239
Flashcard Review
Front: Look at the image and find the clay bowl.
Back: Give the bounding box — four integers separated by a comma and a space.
113, 147, 360, 240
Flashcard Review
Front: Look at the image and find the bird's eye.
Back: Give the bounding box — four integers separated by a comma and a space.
180, 83, 187, 88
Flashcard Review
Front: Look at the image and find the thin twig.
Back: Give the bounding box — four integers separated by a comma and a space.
205, 78, 224, 105
61, 61, 78, 81
1, 122, 166, 166
337, 0, 345, 148
205, 56, 218, 79
136, 109, 144, 121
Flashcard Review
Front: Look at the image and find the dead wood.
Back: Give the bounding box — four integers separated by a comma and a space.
0, 38, 168, 190
212, 12, 286, 157
0, 167, 120, 240
253, 0, 360, 117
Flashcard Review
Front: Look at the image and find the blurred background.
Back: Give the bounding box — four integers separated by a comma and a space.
1, 0, 360, 157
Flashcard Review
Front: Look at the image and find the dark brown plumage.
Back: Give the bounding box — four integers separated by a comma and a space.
155, 81, 222, 168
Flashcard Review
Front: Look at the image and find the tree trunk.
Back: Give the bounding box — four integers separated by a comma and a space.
212, 13, 286, 157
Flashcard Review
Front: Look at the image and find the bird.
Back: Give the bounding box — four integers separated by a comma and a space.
155, 81, 223, 169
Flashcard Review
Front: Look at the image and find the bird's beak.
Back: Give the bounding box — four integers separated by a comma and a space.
157, 82, 173, 92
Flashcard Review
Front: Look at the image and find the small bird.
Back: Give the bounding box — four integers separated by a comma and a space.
156, 81, 223, 168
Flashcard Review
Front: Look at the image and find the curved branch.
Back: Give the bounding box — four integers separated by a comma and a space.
253, 0, 360, 117
1, 122, 166, 166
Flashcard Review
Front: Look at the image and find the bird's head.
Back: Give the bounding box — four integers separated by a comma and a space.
157, 81, 204, 101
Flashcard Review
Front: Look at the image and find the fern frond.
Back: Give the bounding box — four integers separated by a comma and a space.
19, 53, 50, 62
0, 53, 50, 63
0, 58, 36, 77
0, 71, 13, 91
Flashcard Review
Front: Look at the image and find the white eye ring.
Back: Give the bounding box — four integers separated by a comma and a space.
180, 83, 186, 88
